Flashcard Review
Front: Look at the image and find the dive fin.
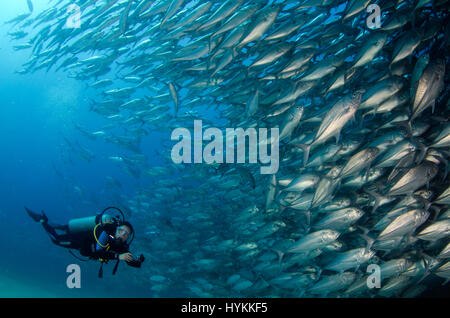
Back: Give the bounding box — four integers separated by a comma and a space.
25, 206, 47, 223
40, 210, 48, 223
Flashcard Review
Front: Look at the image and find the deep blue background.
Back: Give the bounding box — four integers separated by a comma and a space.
0, 0, 161, 297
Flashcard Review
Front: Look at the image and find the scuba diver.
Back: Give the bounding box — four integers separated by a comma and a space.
25, 206, 145, 278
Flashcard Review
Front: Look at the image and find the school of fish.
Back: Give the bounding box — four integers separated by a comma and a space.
6, 0, 450, 297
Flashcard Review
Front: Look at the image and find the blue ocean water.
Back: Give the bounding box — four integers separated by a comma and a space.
0, 1, 155, 297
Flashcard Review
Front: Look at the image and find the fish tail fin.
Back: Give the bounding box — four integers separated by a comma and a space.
302, 210, 311, 231
279, 205, 287, 213
413, 194, 432, 211
422, 252, 438, 266
361, 110, 375, 122
397, 120, 414, 138
414, 140, 429, 165
293, 143, 310, 166
274, 249, 284, 266
387, 152, 416, 183
430, 205, 442, 221
358, 226, 374, 252
358, 225, 370, 235
442, 157, 449, 181
314, 265, 322, 281
360, 234, 375, 253
364, 188, 382, 213
144, 95, 152, 104
244, 66, 250, 81
414, 252, 437, 285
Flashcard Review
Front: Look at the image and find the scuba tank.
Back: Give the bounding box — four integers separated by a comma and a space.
68, 216, 97, 235
68, 214, 113, 238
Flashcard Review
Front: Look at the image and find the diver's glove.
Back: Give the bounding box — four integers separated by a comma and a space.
126, 254, 145, 268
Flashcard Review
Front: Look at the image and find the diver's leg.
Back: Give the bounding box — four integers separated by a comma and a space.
43, 229, 75, 249
52, 223, 69, 231
41, 221, 72, 241
40, 219, 78, 250
48, 223, 70, 236
25, 207, 79, 249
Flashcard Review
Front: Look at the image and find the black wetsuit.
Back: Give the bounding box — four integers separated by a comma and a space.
41, 220, 142, 267
25, 207, 143, 270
